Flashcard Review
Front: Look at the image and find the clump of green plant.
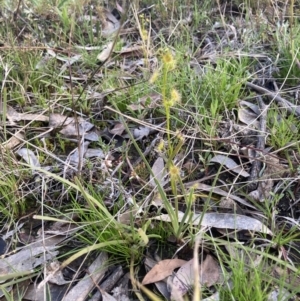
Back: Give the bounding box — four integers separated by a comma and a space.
267, 105, 300, 149
275, 21, 300, 86
33, 171, 160, 266
183, 56, 252, 138
213, 237, 300, 301
198, 58, 249, 118
0, 164, 24, 223
219, 260, 271, 301
72, 181, 153, 261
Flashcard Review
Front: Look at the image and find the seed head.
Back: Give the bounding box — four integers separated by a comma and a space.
149, 69, 160, 84
170, 88, 181, 104
175, 130, 184, 143
141, 29, 148, 41
156, 139, 165, 153
163, 98, 173, 108
162, 49, 176, 70
169, 164, 180, 180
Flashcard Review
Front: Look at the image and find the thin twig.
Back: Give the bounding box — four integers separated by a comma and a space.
246, 81, 300, 117
13, 0, 22, 21
248, 96, 267, 190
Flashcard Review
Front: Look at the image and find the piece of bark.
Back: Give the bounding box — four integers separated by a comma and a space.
88, 266, 124, 301
62, 252, 108, 301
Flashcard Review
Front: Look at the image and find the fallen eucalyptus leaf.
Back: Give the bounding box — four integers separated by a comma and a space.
2, 132, 24, 149
133, 126, 150, 140
149, 157, 166, 188
171, 255, 221, 300
69, 142, 89, 164
109, 123, 125, 136
154, 212, 273, 235
6, 106, 48, 123
16, 148, 40, 168
142, 258, 187, 285
144, 257, 170, 299
238, 100, 260, 127
210, 154, 250, 177
101, 9, 120, 37
97, 42, 114, 62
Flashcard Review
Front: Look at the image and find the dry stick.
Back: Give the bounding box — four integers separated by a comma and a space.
246, 81, 300, 117
13, 0, 23, 21
247, 96, 267, 191
193, 235, 201, 301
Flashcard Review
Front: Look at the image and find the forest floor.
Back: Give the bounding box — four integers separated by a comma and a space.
0, 0, 300, 300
